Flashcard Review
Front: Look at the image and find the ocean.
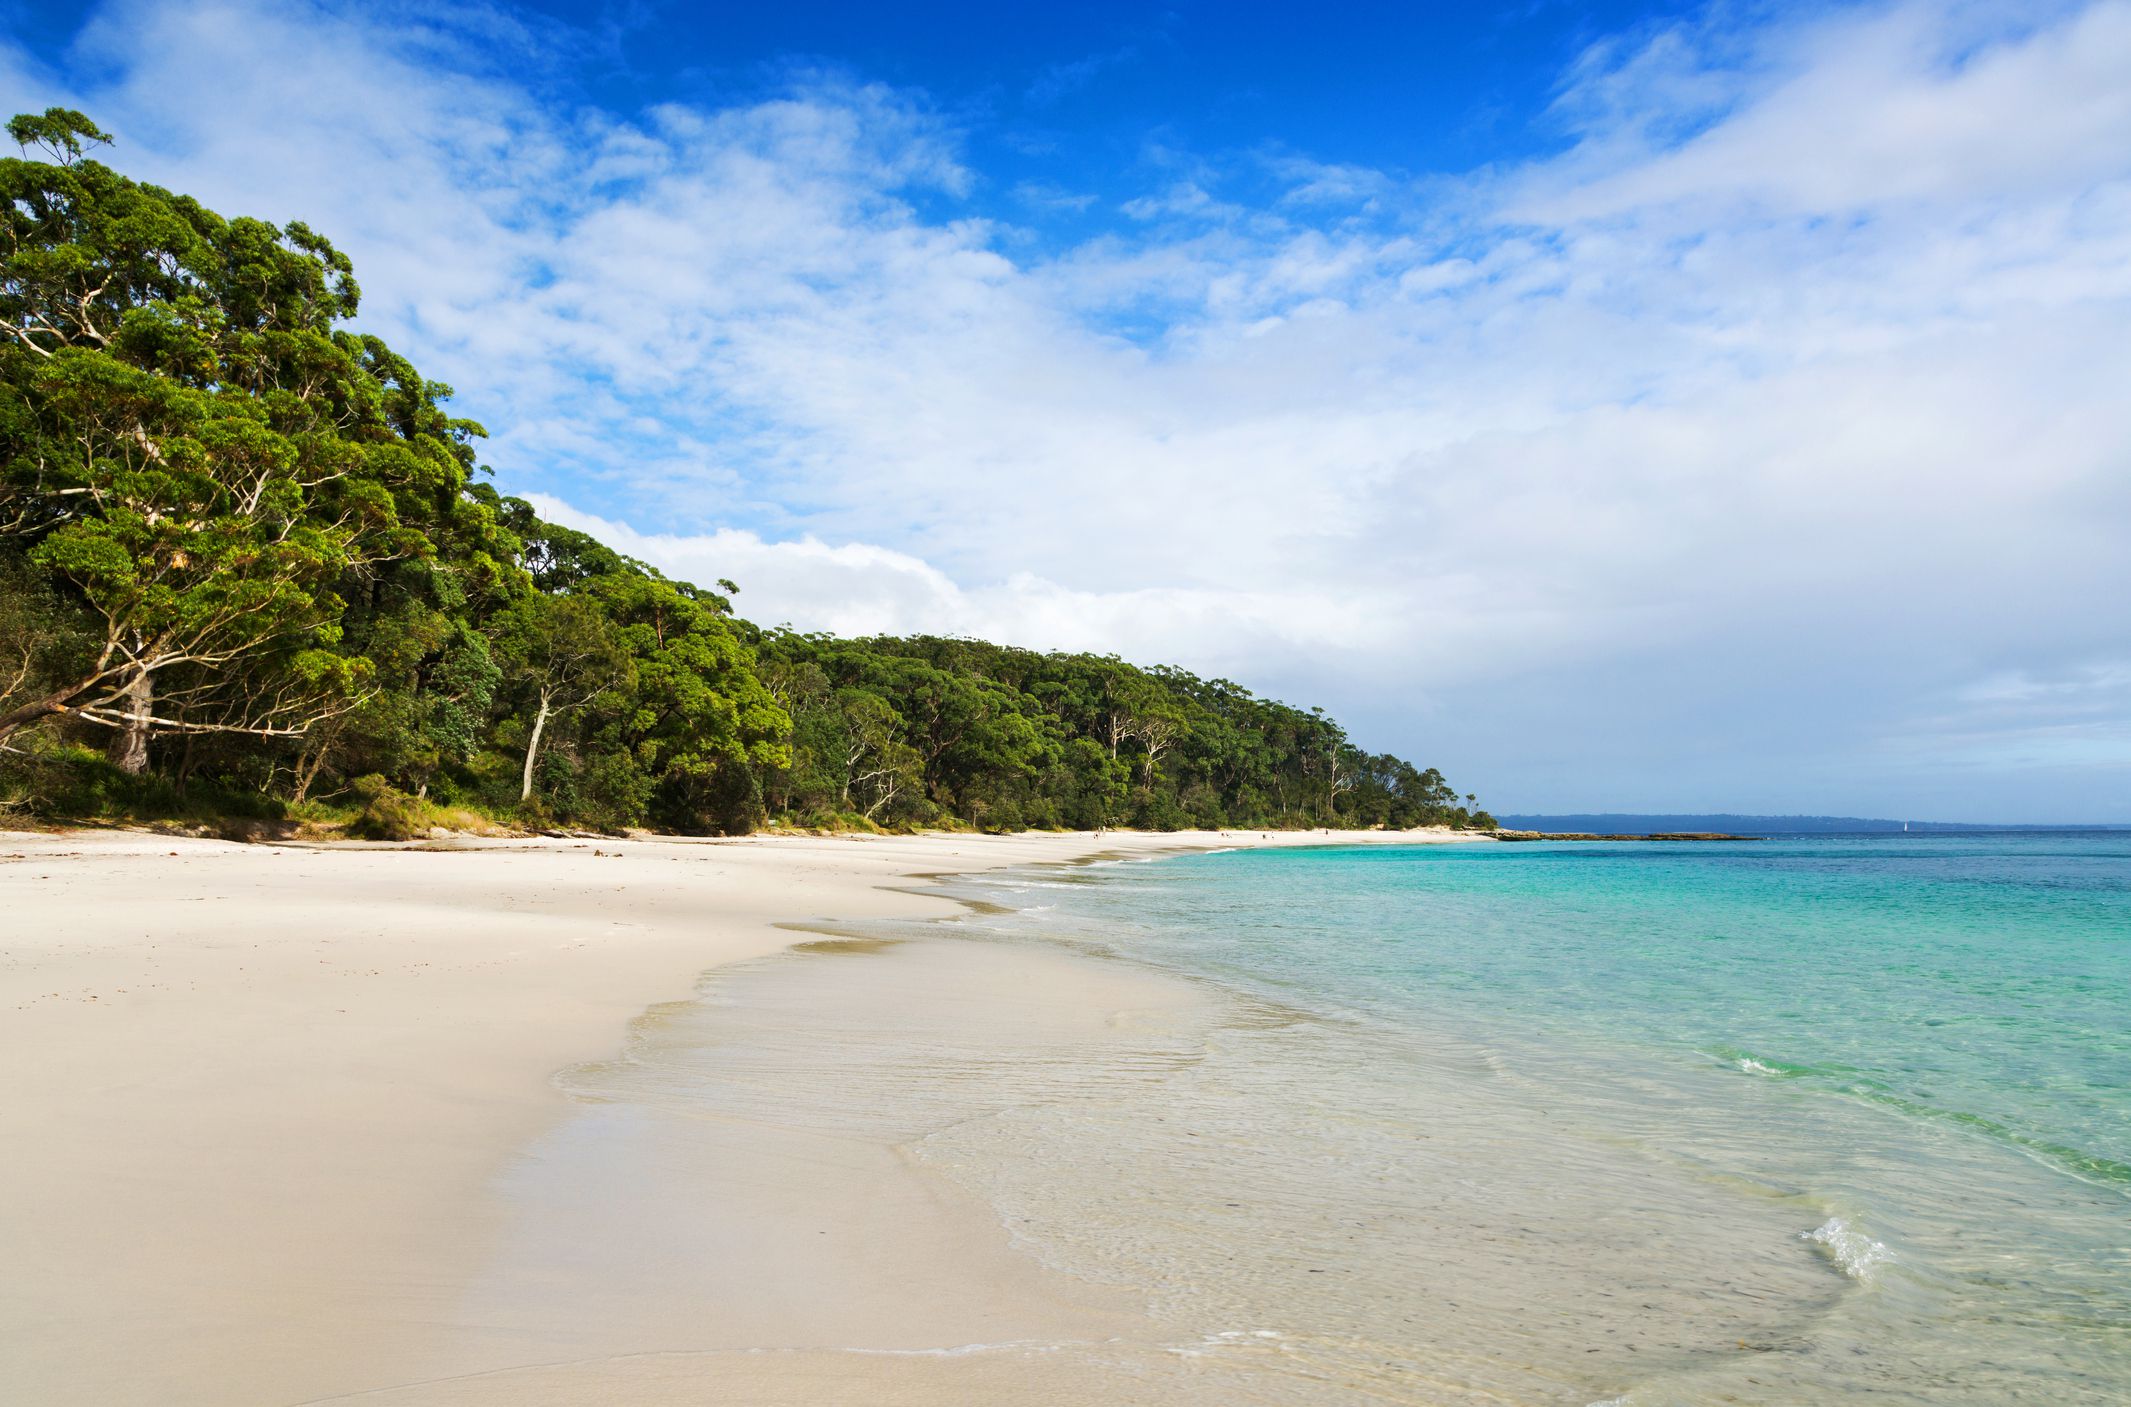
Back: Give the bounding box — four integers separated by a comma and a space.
940, 832, 2131, 1402
523, 831, 2130, 1403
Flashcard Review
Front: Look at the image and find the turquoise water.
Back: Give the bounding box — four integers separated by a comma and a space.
1105, 836, 2130, 1190
966, 833, 2131, 1402
509, 833, 2130, 1402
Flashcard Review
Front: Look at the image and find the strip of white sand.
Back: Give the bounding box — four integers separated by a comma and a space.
0, 826, 1480, 1405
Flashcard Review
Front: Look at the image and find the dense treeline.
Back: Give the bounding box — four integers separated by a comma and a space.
0, 110, 1490, 836
755, 633, 1482, 831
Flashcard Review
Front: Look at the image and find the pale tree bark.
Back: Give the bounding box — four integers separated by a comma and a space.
109, 670, 152, 775
858, 766, 904, 821
520, 689, 553, 803
0, 625, 365, 756
1131, 716, 1178, 787
840, 732, 867, 808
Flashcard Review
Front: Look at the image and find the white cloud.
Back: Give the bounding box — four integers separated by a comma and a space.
10, 0, 2131, 817
1895, 660, 2131, 770
1521, 0, 2131, 220
523, 495, 1414, 680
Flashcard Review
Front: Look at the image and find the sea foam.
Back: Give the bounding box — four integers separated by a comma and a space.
1802, 1217, 1893, 1280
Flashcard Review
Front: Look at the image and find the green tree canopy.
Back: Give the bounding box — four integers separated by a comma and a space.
0, 110, 483, 771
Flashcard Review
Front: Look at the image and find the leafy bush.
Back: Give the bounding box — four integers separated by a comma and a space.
0, 741, 284, 828
345, 774, 428, 841
979, 799, 1026, 833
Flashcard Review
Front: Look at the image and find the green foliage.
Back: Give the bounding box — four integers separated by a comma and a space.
343, 773, 427, 841
0, 112, 1483, 837
753, 634, 1481, 833
0, 115, 482, 759
7, 109, 113, 166
0, 546, 95, 704
0, 738, 284, 828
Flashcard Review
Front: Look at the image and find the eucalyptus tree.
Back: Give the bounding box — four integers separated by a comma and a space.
837, 689, 919, 820
0, 109, 482, 771
593, 571, 790, 833
491, 592, 631, 802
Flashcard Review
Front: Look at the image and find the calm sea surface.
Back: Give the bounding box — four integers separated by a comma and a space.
949, 833, 2130, 1403
531, 833, 2130, 1403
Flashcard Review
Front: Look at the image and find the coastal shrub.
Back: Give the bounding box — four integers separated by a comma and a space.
980, 799, 1027, 833
653, 763, 766, 836
428, 805, 498, 834
345, 774, 428, 841
784, 808, 881, 834
1132, 789, 1191, 832
571, 752, 655, 833
0, 740, 285, 827
0, 742, 118, 818
1177, 782, 1227, 829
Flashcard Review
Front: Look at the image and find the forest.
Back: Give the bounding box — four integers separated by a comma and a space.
0, 109, 1491, 837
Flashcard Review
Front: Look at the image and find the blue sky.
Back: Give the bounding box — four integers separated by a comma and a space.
5, 0, 2129, 820
489, 2, 1694, 213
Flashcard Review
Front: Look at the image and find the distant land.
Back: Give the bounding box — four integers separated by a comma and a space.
1496, 814, 2129, 835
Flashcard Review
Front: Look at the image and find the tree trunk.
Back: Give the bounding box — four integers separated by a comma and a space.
1140, 733, 1171, 787
293, 750, 321, 803
110, 671, 152, 776
519, 691, 552, 802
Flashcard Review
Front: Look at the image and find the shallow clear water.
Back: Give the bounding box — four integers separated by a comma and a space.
512, 832, 2131, 1404
957, 833, 2131, 1402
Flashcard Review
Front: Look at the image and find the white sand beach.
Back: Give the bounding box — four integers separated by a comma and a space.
0, 826, 1480, 1406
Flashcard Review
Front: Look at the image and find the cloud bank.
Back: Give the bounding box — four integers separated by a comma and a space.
7, 0, 2129, 818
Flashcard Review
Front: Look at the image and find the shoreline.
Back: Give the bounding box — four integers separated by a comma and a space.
0, 825, 1483, 1405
